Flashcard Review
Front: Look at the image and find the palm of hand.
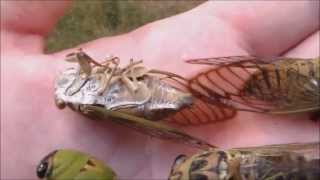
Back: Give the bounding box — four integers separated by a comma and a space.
2, 1, 319, 179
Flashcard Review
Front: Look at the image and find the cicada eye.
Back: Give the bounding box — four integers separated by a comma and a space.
36, 161, 49, 178
36, 150, 57, 179
55, 98, 66, 109
173, 154, 187, 166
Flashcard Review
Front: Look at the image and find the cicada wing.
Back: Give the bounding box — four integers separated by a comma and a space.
81, 105, 215, 150
240, 66, 320, 114
185, 56, 270, 113
165, 98, 237, 126
156, 73, 237, 126
233, 142, 320, 152
268, 68, 320, 114
185, 56, 320, 114
232, 143, 320, 179
186, 56, 259, 66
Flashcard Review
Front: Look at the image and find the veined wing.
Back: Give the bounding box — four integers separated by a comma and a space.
185, 56, 320, 115
232, 142, 319, 155
81, 105, 216, 150
150, 71, 237, 126
231, 142, 320, 180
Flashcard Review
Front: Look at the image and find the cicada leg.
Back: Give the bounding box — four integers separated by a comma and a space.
120, 59, 145, 93
95, 57, 120, 95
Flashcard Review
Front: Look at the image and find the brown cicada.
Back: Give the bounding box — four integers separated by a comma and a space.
186, 56, 320, 120
169, 142, 320, 180
54, 49, 236, 150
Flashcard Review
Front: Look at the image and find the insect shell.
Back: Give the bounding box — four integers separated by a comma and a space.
36, 149, 116, 180
169, 142, 320, 180
186, 56, 320, 119
54, 49, 217, 150
55, 49, 193, 120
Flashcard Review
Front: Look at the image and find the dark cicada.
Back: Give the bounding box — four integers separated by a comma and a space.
169, 142, 320, 180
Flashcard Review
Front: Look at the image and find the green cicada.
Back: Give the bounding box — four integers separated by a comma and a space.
186, 56, 320, 120
55, 49, 236, 150
169, 142, 320, 180
36, 149, 116, 180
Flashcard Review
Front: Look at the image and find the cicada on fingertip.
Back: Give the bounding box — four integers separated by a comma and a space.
36, 149, 116, 180
169, 142, 320, 180
54, 49, 226, 150
186, 56, 320, 120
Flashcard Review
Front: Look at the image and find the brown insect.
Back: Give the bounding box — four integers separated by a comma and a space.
54, 49, 237, 150
169, 142, 320, 180
186, 56, 320, 120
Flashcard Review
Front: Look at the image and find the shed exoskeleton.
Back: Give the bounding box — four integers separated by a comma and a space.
169, 142, 320, 180
54, 49, 224, 149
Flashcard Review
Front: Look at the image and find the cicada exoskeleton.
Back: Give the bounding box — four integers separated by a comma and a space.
169, 142, 320, 180
186, 56, 320, 119
55, 49, 237, 150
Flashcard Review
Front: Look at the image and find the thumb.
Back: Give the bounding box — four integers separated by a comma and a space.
1, 1, 71, 54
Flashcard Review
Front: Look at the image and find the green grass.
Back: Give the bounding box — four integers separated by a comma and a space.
45, 0, 205, 53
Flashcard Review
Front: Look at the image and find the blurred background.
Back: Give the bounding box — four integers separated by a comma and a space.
45, 0, 205, 53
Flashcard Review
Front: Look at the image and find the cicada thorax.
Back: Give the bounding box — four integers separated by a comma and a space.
186, 56, 320, 116
169, 143, 320, 180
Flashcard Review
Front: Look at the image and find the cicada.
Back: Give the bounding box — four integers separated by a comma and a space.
186, 56, 320, 119
36, 149, 116, 180
55, 49, 235, 149
169, 142, 320, 180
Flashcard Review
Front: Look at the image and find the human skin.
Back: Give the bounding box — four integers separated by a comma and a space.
1, 1, 319, 179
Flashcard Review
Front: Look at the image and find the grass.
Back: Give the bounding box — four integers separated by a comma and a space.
45, 0, 205, 53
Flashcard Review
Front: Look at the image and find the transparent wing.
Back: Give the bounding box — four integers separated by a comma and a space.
233, 142, 320, 153
82, 105, 216, 150
185, 56, 320, 115
268, 68, 320, 114
233, 143, 320, 180
151, 72, 237, 126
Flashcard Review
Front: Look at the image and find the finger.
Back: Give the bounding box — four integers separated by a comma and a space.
209, 1, 319, 56
1, 1, 71, 54
284, 31, 320, 57
1, 1, 71, 35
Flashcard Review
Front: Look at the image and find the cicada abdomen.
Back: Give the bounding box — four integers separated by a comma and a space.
186, 56, 320, 118
169, 142, 320, 180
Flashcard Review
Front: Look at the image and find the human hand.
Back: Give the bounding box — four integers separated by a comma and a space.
1, 1, 319, 179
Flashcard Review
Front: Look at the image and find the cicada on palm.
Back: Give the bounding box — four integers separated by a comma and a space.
186, 56, 320, 120
54, 49, 236, 150
36, 149, 116, 180
169, 142, 320, 180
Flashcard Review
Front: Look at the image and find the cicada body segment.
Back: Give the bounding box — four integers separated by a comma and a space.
169, 142, 320, 180
186, 56, 320, 117
36, 149, 116, 180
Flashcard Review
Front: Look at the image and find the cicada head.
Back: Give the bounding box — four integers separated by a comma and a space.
169, 150, 231, 180
36, 149, 116, 180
